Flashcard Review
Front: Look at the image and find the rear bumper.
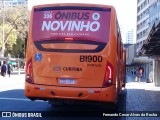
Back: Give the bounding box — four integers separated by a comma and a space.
25, 82, 117, 103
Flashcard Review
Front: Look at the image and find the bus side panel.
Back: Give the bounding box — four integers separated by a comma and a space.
108, 8, 119, 103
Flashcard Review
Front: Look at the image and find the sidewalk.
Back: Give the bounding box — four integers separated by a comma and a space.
126, 73, 160, 91
126, 73, 147, 83
126, 74, 160, 112
0, 74, 25, 92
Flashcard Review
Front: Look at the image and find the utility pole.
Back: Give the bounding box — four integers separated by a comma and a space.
1, 0, 5, 57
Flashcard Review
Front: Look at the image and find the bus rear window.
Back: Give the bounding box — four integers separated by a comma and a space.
32, 6, 111, 43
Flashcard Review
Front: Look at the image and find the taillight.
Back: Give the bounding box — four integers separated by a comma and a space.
26, 58, 34, 83
103, 62, 113, 87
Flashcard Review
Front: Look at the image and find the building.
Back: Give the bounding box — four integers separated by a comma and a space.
0, 0, 28, 8
130, 0, 160, 84
136, 0, 151, 72
136, 0, 150, 53
0, 0, 28, 17
120, 25, 134, 44
140, 0, 160, 86
149, 0, 160, 27
126, 0, 154, 82
125, 44, 136, 66
126, 28, 134, 44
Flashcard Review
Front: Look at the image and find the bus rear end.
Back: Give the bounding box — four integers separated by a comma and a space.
25, 4, 118, 106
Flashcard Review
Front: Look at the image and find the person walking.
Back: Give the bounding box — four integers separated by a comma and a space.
7, 63, 12, 77
1, 61, 7, 77
136, 68, 143, 82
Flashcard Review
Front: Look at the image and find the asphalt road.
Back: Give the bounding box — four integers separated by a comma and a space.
0, 74, 160, 120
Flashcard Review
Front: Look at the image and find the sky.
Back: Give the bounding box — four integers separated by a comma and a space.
28, 0, 137, 27
28, 0, 137, 42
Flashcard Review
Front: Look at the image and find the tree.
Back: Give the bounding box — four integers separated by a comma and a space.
10, 38, 24, 58
0, 6, 29, 57
0, 24, 17, 51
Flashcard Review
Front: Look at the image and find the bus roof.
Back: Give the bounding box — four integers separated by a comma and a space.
32, 3, 115, 11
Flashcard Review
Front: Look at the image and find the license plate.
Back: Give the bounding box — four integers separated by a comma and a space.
59, 79, 75, 85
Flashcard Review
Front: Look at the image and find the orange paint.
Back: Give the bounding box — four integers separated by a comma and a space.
25, 3, 126, 106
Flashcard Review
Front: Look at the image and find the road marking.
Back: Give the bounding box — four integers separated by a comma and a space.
0, 97, 46, 102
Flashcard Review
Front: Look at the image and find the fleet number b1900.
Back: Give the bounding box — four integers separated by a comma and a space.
80, 55, 103, 62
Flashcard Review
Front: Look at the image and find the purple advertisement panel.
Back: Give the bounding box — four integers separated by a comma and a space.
32, 9, 110, 43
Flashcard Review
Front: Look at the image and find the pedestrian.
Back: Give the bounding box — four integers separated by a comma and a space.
7, 63, 12, 77
136, 68, 143, 82
131, 71, 133, 75
1, 61, 7, 77
0, 61, 1, 75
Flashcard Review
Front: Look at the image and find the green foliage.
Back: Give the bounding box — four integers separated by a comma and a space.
0, 24, 17, 50
5, 6, 30, 40
0, 6, 29, 57
10, 38, 24, 58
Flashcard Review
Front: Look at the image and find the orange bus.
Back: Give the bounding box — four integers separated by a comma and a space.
25, 3, 126, 109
